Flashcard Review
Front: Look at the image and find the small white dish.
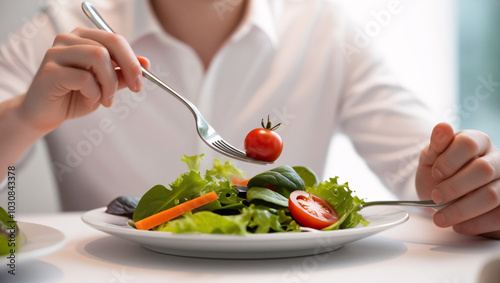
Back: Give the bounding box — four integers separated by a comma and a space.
82, 206, 408, 259
0, 222, 66, 270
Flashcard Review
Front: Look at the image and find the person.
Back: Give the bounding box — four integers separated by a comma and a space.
0, 0, 498, 238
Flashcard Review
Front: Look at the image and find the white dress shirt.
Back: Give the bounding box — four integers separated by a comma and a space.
0, 0, 435, 210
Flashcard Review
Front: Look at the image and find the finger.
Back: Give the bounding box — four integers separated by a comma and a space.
452, 206, 500, 235
433, 179, 500, 227
53, 32, 104, 48
419, 122, 455, 167
415, 164, 439, 200
42, 63, 102, 109
73, 28, 143, 92
432, 150, 500, 204
114, 56, 149, 92
52, 32, 146, 104
137, 56, 150, 70
48, 45, 118, 107
432, 130, 491, 181
112, 57, 149, 69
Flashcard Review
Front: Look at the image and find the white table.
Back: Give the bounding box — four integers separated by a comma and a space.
2, 210, 500, 283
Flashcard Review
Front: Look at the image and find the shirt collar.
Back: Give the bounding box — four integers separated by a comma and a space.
127, 1, 278, 48
231, 0, 279, 48
127, 1, 163, 44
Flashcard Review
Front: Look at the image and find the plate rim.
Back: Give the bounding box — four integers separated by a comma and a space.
0, 222, 66, 268
82, 206, 409, 238
81, 207, 409, 238
82, 206, 409, 258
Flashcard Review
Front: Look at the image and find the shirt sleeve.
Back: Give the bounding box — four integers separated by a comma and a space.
335, 24, 439, 199
0, 11, 57, 101
0, 0, 102, 102
0, 10, 58, 191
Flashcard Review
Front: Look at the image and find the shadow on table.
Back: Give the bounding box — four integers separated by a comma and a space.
0, 260, 64, 283
77, 235, 407, 276
393, 219, 499, 255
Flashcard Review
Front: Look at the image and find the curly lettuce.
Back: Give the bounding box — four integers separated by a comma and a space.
307, 177, 369, 230
155, 205, 299, 234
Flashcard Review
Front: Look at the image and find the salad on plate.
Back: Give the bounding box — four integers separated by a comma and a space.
106, 154, 369, 234
0, 206, 22, 256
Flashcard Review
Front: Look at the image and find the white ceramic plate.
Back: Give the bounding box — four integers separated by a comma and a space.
0, 222, 66, 269
82, 206, 408, 259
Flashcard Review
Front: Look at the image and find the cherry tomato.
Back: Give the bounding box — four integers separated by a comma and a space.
288, 190, 339, 229
244, 116, 283, 162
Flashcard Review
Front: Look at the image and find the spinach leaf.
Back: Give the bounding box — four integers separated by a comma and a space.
105, 196, 140, 218
247, 165, 305, 198
246, 187, 288, 207
292, 166, 319, 187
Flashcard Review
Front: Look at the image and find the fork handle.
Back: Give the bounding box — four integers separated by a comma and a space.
140, 68, 200, 119
362, 198, 460, 209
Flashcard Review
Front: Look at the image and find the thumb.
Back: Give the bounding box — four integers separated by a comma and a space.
420, 122, 455, 166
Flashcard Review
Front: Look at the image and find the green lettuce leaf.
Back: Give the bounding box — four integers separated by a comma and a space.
278, 209, 301, 232
133, 155, 245, 223
1, 207, 22, 256
155, 211, 250, 235
132, 170, 208, 222
306, 177, 369, 230
247, 205, 284, 233
205, 159, 245, 182
181, 154, 204, 171
155, 205, 298, 234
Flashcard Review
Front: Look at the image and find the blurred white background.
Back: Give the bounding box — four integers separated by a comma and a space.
0, 0, 458, 213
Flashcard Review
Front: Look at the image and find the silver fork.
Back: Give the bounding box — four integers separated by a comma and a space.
299, 198, 460, 232
81, 2, 270, 164
359, 198, 460, 209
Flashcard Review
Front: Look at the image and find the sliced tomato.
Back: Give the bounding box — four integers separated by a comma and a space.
288, 190, 339, 229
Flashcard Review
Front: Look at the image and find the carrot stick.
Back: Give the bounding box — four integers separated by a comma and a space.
135, 191, 219, 230
231, 176, 250, 186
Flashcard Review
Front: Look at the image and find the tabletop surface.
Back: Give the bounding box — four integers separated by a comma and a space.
2, 209, 500, 283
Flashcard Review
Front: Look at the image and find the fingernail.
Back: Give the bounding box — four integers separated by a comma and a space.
433, 129, 444, 141
432, 167, 444, 180
133, 76, 143, 92
93, 100, 100, 109
432, 189, 443, 204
